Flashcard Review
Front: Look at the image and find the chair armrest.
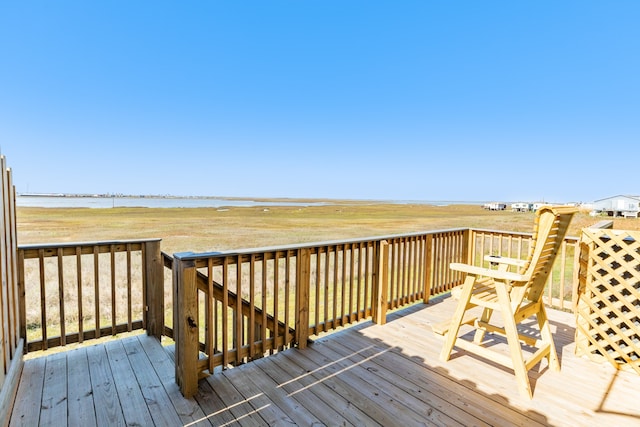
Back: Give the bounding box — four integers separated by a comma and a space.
450, 262, 528, 283
484, 255, 526, 267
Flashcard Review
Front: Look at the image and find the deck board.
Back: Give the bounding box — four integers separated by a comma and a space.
138, 331, 210, 426
104, 339, 155, 426
10, 355, 45, 426
66, 347, 96, 427
39, 352, 67, 425
121, 337, 183, 427
85, 343, 126, 426
9, 294, 640, 426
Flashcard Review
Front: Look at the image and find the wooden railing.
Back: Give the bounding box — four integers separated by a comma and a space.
0, 157, 21, 423
17, 239, 164, 353
172, 229, 471, 397
12, 223, 579, 401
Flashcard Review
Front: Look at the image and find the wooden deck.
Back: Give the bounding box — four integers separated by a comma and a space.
9, 294, 640, 427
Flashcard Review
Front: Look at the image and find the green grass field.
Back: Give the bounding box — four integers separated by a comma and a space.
17, 202, 629, 254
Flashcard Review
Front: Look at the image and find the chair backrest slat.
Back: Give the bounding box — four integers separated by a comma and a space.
513, 206, 577, 308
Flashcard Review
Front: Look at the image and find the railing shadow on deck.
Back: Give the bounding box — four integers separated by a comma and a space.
291, 301, 551, 426
172, 297, 552, 426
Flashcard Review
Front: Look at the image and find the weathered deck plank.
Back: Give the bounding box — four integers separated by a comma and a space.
203, 370, 265, 426
85, 343, 126, 426
39, 352, 67, 425
255, 356, 356, 426
104, 339, 155, 426
10, 355, 45, 426
8, 295, 640, 427
66, 347, 96, 427
121, 337, 183, 427
138, 331, 210, 426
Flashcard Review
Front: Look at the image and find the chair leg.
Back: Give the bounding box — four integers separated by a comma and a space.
440, 275, 476, 362
496, 283, 533, 399
537, 304, 560, 371
473, 307, 493, 344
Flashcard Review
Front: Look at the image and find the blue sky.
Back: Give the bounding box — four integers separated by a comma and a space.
1, 2, 639, 203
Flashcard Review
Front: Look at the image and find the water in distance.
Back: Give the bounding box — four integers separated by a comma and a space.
16, 195, 329, 209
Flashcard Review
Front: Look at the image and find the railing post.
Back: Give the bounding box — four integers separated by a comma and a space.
173, 253, 199, 398
463, 228, 472, 265
295, 248, 311, 349
17, 249, 26, 350
144, 239, 164, 338
372, 240, 389, 325
423, 234, 433, 303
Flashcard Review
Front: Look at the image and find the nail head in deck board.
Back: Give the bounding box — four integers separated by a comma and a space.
85, 344, 126, 426
66, 348, 97, 427
121, 337, 183, 427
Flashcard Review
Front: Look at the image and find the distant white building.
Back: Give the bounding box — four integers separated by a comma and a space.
592, 195, 640, 218
511, 202, 532, 212
483, 202, 507, 211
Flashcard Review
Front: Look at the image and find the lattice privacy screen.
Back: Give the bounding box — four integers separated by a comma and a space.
576, 228, 640, 375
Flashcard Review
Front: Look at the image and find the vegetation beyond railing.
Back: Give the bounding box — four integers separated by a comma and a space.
18, 239, 164, 352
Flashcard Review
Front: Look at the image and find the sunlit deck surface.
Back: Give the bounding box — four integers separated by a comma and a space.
10, 294, 640, 427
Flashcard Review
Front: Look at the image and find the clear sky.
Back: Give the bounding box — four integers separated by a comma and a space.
1, 2, 639, 203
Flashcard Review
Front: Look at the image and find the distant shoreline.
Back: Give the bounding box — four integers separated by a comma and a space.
17, 193, 490, 205
16, 194, 489, 209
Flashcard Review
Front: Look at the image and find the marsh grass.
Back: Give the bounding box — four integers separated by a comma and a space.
21, 251, 146, 343
17, 203, 636, 348
19, 203, 635, 254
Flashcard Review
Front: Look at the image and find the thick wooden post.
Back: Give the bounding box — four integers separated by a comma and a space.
372, 240, 389, 325
173, 253, 199, 398
462, 228, 472, 265
295, 248, 311, 349
423, 234, 433, 304
144, 239, 164, 338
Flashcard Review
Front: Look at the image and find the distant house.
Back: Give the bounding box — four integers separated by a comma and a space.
532, 202, 547, 212
511, 202, 532, 212
592, 195, 640, 218
482, 202, 507, 211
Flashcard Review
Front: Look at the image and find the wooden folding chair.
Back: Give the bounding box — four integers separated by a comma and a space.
436, 205, 577, 398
